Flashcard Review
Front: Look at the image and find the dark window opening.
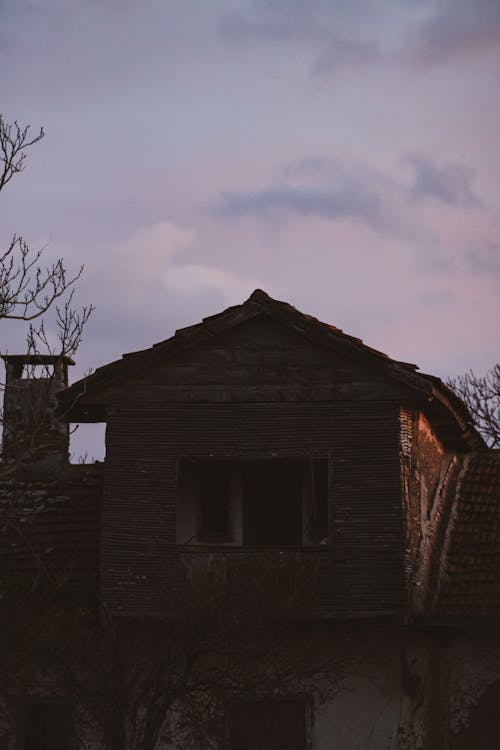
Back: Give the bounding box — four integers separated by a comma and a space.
179, 457, 328, 547
198, 463, 232, 542
229, 700, 306, 750
21, 364, 55, 379
22, 701, 71, 750
243, 461, 302, 546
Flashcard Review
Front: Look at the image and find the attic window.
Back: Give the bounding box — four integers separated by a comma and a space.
243, 461, 303, 546
198, 463, 232, 542
178, 459, 328, 547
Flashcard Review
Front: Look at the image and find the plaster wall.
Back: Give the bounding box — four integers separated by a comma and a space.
5, 630, 499, 750
313, 669, 402, 750
448, 633, 500, 747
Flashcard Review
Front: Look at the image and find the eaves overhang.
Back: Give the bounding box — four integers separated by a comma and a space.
56, 289, 485, 450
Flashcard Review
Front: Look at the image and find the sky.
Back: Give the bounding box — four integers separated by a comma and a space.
1, 1, 499, 455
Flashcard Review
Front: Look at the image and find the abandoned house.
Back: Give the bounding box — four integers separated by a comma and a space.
0, 289, 499, 749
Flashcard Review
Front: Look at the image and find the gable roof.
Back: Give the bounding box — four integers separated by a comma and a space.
59, 289, 483, 449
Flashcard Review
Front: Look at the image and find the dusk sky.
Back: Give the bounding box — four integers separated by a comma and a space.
1, 0, 499, 404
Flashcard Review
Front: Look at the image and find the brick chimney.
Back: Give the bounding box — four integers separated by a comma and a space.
1, 354, 74, 468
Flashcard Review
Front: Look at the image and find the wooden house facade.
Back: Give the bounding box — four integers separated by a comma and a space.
1, 290, 499, 749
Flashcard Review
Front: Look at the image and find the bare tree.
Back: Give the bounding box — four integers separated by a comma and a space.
0, 557, 355, 750
0, 114, 93, 470
447, 365, 500, 448
0, 113, 93, 354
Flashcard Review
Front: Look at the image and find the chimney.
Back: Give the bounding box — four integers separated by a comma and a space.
1, 354, 74, 468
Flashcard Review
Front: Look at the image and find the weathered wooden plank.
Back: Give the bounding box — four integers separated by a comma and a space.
103, 401, 406, 616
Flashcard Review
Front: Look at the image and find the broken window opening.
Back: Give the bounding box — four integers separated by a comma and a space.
243, 461, 303, 546
178, 458, 328, 547
21, 364, 55, 379
198, 463, 232, 542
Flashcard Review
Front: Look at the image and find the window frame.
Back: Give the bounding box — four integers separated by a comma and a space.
177, 455, 330, 548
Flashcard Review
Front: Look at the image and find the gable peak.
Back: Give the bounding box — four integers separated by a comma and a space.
247, 288, 272, 304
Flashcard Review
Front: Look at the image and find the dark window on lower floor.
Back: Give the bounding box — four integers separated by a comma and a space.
22, 701, 71, 750
229, 699, 307, 750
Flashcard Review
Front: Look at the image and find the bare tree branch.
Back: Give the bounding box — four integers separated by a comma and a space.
28, 291, 95, 359
447, 365, 500, 448
0, 584, 353, 750
0, 113, 93, 470
0, 114, 44, 193
0, 114, 91, 327
0, 233, 85, 323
